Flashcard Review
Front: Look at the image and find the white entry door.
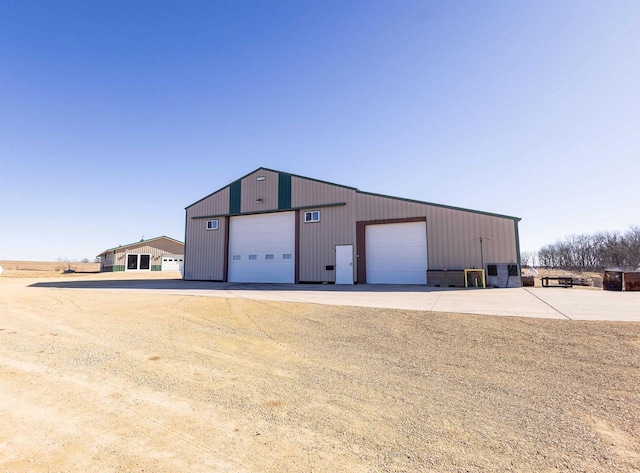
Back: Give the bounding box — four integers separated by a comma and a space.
335, 245, 354, 285
365, 221, 427, 284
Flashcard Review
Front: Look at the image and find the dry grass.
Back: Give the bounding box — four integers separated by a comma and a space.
0, 260, 100, 273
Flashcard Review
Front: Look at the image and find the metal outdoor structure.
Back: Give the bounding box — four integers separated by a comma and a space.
603, 271, 623, 291
473, 236, 490, 272
464, 269, 486, 288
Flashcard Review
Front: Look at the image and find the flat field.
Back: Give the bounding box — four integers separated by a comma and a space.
0, 260, 100, 273
0, 272, 639, 472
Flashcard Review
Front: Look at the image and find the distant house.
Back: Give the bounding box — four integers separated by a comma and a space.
97, 236, 184, 272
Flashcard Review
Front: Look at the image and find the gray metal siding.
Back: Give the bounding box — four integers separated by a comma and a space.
293, 177, 357, 282
188, 187, 230, 217
291, 176, 354, 207
299, 205, 356, 282
240, 169, 279, 214
184, 213, 226, 280
356, 193, 427, 221
425, 206, 517, 270
103, 252, 114, 265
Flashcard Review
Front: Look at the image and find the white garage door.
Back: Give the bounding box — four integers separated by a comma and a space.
365, 221, 427, 284
228, 212, 295, 283
161, 255, 183, 271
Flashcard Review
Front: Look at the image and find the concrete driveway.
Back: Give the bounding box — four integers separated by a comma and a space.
30, 275, 640, 322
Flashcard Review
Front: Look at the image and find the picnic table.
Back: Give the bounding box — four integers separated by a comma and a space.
541, 276, 573, 288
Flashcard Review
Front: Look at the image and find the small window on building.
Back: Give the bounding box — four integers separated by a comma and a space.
487, 265, 498, 276
283, 253, 292, 260
304, 210, 320, 223
508, 264, 518, 276
256, 176, 266, 181
206, 219, 219, 230
232, 255, 241, 261
265, 254, 274, 260
249, 255, 257, 260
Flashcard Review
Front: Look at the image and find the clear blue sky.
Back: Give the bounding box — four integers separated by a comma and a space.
1, 0, 638, 262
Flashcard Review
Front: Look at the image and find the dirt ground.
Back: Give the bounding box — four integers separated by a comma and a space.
1, 272, 639, 472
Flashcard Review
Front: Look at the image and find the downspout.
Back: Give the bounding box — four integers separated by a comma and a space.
514, 218, 522, 287
183, 208, 189, 280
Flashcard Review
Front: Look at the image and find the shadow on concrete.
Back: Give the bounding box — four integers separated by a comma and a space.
28, 279, 470, 293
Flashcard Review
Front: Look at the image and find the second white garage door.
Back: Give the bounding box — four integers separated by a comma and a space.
365, 221, 427, 284
228, 212, 295, 283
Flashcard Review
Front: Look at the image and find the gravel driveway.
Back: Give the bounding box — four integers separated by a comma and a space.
1, 272, 639, 472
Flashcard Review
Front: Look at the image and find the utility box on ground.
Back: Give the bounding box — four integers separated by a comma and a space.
427, 270, 465, 287
486, 263, 520, 288
603, 271, 623, 291
623, 272, 640, 291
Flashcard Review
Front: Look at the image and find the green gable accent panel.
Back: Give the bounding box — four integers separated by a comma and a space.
278, 173, 292, 210
229, 180, 241, 214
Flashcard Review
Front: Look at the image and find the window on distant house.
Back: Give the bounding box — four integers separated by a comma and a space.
508, 264, 518, 276
206, 219, 219, 230
304, 210, 320, 223
487, 265, 498, 276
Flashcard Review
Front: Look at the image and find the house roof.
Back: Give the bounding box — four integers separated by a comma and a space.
97, 235, 184, 257
185, 166, 521, 221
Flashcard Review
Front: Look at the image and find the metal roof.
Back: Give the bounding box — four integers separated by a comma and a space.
185, 166, 521, 221
97, 235, 184, 257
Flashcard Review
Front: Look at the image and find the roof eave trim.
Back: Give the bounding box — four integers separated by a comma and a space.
97, 235, 185, 256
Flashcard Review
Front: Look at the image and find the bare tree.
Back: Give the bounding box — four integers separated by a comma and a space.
520, 251, 535, 267
537, 226, 639, 271
55, 257, 72, 272
624, 225, 640, 268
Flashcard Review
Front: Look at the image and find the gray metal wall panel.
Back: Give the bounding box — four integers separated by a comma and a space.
184, 209, 226, 280
355, 193, 427, 221
188, 187, 230, 217
298, 205, 356, 282
291, 177, 354, 207
426, 206, 517, 270
241, 169, 279, 214
185, 188, 230, 279
292, 177, 357, 282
